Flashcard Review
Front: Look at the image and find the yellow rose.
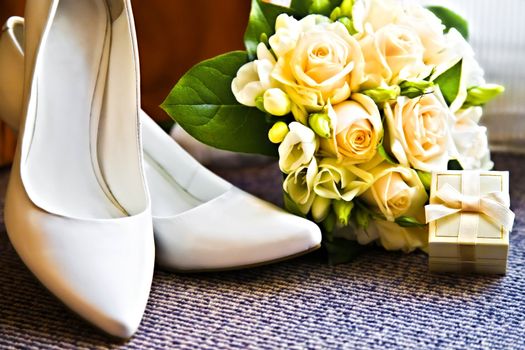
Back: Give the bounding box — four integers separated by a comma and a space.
359, 24, 432, 88
270, 14, 365, 112
320, 94, 383, 164
313, 158, 374, 202
385, 89, 457, 172
360, 163, 428, 222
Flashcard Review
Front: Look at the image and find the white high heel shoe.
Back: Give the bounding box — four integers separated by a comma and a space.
0, 16, 322, 272
3, 0, 154, 338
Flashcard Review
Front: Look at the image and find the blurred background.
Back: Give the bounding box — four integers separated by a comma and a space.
0, 0, 251, 165
0, 0, 524, 165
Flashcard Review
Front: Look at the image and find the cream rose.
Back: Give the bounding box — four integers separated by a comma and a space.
385, 89, 457, 172
320, 94, 382, 164
353, 0, 470, 82
335, 220, 428, 253
313, 158, 374, 202
232, 43, 277, 106
352, 0, 406, 34
270, 14, 365, 112
360, 163, 428, 222
359, 24, 431, 88
452, 107, 493, 170
353, 0, 453, 65
400, 4, 451, 65
278, 122, 318, 174
283, 158, 318, 215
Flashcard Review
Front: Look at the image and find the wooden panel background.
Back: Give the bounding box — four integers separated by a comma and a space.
0, 0, 250, 165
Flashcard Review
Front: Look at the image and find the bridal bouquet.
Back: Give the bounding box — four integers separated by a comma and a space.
162, 0, 503, 261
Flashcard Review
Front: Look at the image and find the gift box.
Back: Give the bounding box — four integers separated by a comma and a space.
426, 171, 514, 274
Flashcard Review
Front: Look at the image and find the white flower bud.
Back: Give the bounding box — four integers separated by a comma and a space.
263, 88, 292, 116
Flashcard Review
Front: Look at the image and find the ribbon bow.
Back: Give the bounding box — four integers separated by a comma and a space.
425, 183, 515, 232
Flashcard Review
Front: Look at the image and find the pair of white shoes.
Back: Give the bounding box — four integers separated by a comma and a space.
0, 0, 321, 338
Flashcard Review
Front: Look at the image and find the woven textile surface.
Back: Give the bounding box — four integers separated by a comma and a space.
0, 154, 524, 349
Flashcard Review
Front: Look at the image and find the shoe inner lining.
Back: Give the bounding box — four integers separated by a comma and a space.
25, 0, 126, 219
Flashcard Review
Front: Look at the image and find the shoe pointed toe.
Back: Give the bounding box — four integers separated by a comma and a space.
5, 193, 155, 338
283, 213, 323, 249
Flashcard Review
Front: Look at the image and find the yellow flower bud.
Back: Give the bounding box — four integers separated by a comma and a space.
263, 88, 292, 116
268, 121, 289, 144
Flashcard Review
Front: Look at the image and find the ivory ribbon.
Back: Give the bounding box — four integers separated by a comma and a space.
425, 171, 515, 262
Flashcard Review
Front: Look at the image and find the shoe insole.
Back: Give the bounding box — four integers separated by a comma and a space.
26, 0, 124, 219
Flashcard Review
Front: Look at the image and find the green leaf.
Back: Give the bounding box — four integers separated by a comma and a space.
377, 143, 397, 165
416, 170, 432, 191
427, 6, 469, 39
395, 216, 426, 228
433, 59, 462, 106
447, 159, 463, 170
161, 51, 278, 157
290, 0, 311, 15
244, 0, 298, 59
324, 238, 366, 265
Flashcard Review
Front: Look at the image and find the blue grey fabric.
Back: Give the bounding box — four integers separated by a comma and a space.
0, 153, 524, 349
